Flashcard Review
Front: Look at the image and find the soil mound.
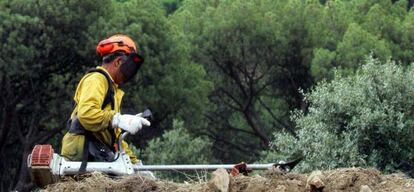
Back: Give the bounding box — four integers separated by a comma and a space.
43, 168, 414, 192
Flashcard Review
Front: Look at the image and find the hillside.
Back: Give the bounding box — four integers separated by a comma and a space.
43, 167, 414, 192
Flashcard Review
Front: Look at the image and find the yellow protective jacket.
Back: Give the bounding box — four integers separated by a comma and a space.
61, 66, 138, 163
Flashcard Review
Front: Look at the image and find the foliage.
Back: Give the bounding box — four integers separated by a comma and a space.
263, 57, 414, 175
170, 0, 414, 164
0, 0, 110, 190
171, 0, 316, 163
307, 0, 414, 80
1, 0, 414, 190
142, 119, 214, 181
170, 0, 414, 165
335, 23, 392, 75
161, 0, 184, 14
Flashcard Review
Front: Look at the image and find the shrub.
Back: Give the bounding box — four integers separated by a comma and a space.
141, 120, 214, 181
263, 57, 414, 175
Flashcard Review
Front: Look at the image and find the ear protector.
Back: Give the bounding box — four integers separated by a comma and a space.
96, 40, 124, 57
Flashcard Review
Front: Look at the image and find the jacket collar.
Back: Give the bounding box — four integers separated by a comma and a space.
96, 66, 119, 88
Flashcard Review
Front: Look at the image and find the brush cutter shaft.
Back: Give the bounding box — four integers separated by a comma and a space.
134, 163, 274, 171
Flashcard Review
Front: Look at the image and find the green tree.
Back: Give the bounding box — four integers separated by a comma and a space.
171, 0, 315, 163
336, 23, 391, 72
311, 48, 336, 81
308, 0, 414, 81
170, 0, 414, 164
0, 0, 111, 190
263, 57, 414, 175
142, 119, 214, 181
161, 0, 184, 14
398, 10, 414, 64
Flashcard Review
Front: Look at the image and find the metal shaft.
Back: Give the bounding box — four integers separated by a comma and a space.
134, 163, 275, 171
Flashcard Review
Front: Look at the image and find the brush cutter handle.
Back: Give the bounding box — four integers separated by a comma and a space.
118, 132, 129, 153
140, 109, 153, 121
118, 109, 153, 152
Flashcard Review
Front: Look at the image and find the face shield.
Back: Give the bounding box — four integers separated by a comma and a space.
118, 52, 144, 84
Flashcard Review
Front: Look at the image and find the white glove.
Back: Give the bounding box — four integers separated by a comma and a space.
112, 113, 151, 135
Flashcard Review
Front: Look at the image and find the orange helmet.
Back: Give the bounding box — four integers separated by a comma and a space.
96, 34, 137, 57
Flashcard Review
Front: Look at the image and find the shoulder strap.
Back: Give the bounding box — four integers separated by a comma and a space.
77, 69, 117, 172
87, 68, 117, 146
87, 68, 115, 110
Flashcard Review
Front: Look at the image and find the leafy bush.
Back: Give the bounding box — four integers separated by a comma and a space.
141, 120, 215, 181
263, 57, 414, 175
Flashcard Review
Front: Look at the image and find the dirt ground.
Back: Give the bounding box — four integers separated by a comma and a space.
43, 167, 414, 192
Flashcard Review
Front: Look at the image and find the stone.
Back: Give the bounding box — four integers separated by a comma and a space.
307, 170, 325, 191
359, 185, 372, 192
209, 168, 230, 192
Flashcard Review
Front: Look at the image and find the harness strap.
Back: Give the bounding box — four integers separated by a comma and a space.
88, 68, 115, 110
79, 134, 90, 172
79, 68, 117, 172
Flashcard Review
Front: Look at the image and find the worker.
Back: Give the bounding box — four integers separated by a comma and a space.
61, 34, 148, 168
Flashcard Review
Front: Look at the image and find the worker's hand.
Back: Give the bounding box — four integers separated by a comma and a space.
112, 113, 151, 135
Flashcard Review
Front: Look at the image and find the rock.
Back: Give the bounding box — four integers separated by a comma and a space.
275, 185, 287, 192
307, 170, 325, 191
359, 185, 372, 192
209, 168, 230, 192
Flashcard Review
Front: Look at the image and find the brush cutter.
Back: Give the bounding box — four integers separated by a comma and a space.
28, 111, 302, 188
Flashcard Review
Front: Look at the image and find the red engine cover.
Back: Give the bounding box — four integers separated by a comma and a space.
31, 144, 54, 167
